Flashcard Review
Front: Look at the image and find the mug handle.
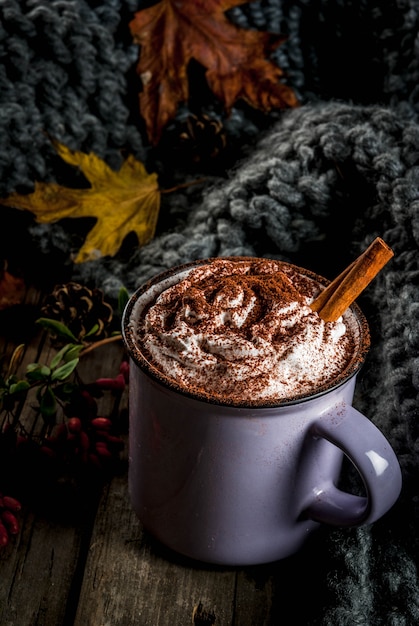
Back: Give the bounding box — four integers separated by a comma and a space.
303, 405, 402, 526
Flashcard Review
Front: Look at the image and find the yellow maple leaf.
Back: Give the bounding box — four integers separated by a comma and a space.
0, 142, 160, 263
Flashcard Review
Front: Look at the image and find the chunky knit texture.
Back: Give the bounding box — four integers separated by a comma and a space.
1, 1, 419, 624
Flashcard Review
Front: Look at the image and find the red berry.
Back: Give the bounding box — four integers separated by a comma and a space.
54, 423, 68, 442
91, 417, 112, 430
95, 442, 113, 458
94, 377, 115, 389
114, 373, 126, 389
75, 432, 88, 464
68, 417, 82, 433
105, 435, 124, 450
80, 390, 98, 416
16, 435, 28, 447
3, 496, 21, 512
1, 510, 19, 535
0, 521, 9, 547
88, 452, 102, 469
79, 431, 90, 451
40, 445, 57, 459
93, 429, 111, 440
95, 375, 125, 391
119, 360, 130, 383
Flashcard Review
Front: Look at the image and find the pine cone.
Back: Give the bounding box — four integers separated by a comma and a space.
178, 113, 227, 163
41, 282, 113, 341
158, 112, 228, 171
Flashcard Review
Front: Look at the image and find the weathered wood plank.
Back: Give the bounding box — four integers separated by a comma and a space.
74, 472, 239, 626
0, 327, 127, 626
0, 512, 84, 626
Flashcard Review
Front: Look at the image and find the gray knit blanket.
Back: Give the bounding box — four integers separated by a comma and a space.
1, 1, 419, 623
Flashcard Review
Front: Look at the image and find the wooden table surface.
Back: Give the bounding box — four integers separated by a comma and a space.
0, 287, 332, 626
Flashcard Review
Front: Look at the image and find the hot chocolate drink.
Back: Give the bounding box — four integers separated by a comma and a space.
130, 257, 363, 405
122, 255, 401, 567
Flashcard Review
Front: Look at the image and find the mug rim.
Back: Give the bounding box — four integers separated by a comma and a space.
122, 256, 371, 409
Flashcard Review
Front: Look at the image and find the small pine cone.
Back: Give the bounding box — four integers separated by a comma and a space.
41, 282, 113, 341
160, 111, 227, 169
178, 113, 227, 163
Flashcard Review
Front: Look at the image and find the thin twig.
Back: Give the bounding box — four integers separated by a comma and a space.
79, 334, 123, 358
161, 178, 207, 194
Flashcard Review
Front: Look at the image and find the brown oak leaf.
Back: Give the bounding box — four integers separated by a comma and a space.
0, 270, 25, 311
129, 0, 299, 144
0, 142, 160, 264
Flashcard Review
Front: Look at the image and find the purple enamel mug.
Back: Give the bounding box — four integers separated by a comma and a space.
122, 257, 402, 566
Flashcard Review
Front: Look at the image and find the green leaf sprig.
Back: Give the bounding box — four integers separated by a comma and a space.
0, 286, 129, 424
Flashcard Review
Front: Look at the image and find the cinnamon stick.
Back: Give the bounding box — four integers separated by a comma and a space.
310, 237, 394, 322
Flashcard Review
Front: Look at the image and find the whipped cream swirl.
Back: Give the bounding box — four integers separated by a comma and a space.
137, 259, 354, 403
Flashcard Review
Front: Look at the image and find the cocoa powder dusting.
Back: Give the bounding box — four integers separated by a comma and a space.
136, 258, 364, 406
